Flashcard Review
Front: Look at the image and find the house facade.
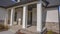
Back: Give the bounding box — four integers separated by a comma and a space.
0, 0, 59, 34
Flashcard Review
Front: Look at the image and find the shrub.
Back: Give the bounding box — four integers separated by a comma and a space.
0, 24, 9, 31
4, 25, 9, 30
0, 24, 4, 30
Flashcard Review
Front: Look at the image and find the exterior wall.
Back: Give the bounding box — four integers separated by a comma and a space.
46, 8, 59, 22
8, 10, 11, 24
46, 7, 59, 33
0, 8, 8, 24
32, 7, 59, 33
42, 7, 47, 28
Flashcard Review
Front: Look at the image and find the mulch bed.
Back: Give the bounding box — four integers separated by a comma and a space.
0, 25, 9, 32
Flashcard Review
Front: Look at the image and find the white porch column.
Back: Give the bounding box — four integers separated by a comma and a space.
37, 1, 42, 32
22, 5, 28, 28
10, 8, 15, 26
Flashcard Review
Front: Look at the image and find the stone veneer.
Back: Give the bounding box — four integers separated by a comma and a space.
45, 22, 59, 34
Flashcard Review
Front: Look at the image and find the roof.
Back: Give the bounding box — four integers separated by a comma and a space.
0, 0, 16, 8
46, 0, 59, 7
0, 0, 59, 8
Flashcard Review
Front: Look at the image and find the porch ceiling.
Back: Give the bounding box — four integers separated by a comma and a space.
0, 0, 59, 8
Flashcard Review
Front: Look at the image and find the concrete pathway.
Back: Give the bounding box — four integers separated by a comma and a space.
0, 30, 15, 34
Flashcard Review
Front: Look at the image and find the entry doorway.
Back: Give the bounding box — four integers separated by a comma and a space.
27, 11, 32, 27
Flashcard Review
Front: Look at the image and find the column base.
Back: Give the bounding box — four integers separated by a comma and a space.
37, 27, 47, 34
10, 24, 12, 26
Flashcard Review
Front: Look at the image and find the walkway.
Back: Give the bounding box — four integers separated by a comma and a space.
0, 31, 14, 34
0, 25, 22, 34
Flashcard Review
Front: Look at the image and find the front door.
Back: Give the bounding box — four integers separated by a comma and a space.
28, 11, 32, 26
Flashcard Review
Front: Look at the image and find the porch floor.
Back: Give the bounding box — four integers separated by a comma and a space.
20, 26, 38, 34
9, 25, 38, 34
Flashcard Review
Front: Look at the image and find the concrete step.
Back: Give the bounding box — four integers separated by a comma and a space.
9, 25, 22, 33
19, 29, 38, 34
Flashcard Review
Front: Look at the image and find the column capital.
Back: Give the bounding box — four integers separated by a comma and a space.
11, 8, 15, 10
23, 5, 28, 8
37, 0, 42, 3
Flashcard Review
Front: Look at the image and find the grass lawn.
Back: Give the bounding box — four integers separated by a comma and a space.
45, 30, 59, 34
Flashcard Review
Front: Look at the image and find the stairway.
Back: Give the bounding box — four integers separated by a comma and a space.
19, 26, 39, 34
19, 29, 38, 34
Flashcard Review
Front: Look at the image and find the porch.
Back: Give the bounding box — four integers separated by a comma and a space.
3, 1, 46, 34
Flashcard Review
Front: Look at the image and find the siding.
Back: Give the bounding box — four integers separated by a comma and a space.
46, 7, 59, 33
0, 8, 8, 20
0, 7, 8, 24
46, 7, 59, 22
